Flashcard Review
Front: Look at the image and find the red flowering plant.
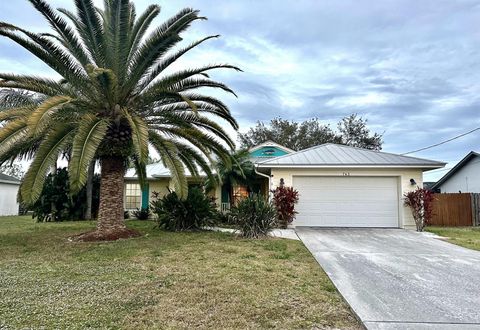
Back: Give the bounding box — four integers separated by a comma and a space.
404, 188, 434, 232
272, 184, 300, 229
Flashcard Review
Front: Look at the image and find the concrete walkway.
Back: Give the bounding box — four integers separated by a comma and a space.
206, 227, 300, 240
296, 228, 480, 329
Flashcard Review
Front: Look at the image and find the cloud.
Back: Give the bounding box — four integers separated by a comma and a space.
0, 0, 479, 180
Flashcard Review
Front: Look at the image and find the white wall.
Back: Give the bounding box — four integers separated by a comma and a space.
439, 157, 480, 193
269, 167, 423, 229
0, 183, 19, 216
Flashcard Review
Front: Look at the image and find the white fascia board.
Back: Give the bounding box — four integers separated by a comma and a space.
257, 164, 444, 169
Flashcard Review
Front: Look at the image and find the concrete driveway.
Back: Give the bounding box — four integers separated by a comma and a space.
296, 228, 480, 329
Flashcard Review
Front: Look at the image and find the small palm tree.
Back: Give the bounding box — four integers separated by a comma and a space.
0, 0, 240, 240
209, 149, 256, 207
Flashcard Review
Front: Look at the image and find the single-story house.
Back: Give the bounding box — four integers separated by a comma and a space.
431, 151, 480, 193
125, 142, 445, 229
0, 173, 20, 216
124, 141, 293, 211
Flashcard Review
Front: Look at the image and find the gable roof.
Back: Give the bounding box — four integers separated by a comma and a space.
431, 151, 479, 189
257, 143, 445, 169
248, 141, 295, 154
126, 141, 294, 179
0, 173, 21, 185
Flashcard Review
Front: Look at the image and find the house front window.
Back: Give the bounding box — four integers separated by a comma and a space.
232, 185, 249, 204
125, 183, 141, 209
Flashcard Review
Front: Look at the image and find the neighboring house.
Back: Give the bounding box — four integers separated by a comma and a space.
431, 151, 480, 193
0, 173, 20, 216
423, 182, 437, 190
125, 142, 444, 229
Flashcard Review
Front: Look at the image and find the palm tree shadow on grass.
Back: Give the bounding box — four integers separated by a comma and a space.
0, 0, 240, 241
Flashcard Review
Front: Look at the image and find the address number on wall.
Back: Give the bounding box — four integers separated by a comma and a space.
342, 172, 351, 176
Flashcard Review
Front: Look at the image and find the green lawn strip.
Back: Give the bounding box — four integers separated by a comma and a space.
426, 226, 480, 251
0, 216, 360, 329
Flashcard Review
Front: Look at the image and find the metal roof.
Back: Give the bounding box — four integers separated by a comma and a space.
125, 162, 204, 179
257, 143, 446, 169
431, 151, 479, 189
0, 173, 21, 185
126, 152, 278, 180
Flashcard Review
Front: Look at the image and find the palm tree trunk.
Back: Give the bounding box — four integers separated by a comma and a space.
97, 156, 126, 231
84, 160, 95, 220
50, 164, 57, 221
71, 156, 140, 241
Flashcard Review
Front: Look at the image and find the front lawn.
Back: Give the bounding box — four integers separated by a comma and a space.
0, 216, 359, 329
426, 226, 480, 251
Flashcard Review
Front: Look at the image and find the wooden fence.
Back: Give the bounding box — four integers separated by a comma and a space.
429, 193, 480, 226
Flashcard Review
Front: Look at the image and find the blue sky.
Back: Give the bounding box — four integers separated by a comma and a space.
1, 1, 479, 181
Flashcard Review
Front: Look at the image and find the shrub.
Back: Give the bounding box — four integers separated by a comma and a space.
404, 188, 434, 232
232, 194, 277, 238
151, 188, 217, 231
29, 168, 100, 222
132, 207, 151, 220
272, 186, 299, 228
124, 210, 130, 219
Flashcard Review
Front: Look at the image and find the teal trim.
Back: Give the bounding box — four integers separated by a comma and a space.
141, 184, 149, 209
221, 185, 230, 204
250, 146, 289, 158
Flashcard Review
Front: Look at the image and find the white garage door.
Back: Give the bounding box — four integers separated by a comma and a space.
293, 176, 399, 227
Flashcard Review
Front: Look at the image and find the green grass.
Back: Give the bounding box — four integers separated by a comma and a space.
426, 226, 480, 251
0, 216, 359, 329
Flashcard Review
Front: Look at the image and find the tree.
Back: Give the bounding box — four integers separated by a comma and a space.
404, 188, 434, 232
31, 167, 100, 222
207, 149, 256, 207
0, 1, 239, 241
0, 162, 24, 179
239, 115, 383, 151
239, 118, 340, 151
337, 114, 383, 150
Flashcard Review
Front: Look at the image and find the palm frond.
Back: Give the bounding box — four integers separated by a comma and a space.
0, 107, 33, 122
0, 22, 88, 85
125, 8, 204, 94
0, 89, 44, 110
27, 0, 91, 65
125, 111, 149, 165
103, 0, 132, 81
27, 96, 72, 136
149, 131, 188, 199
0, 73, 71, 96
126, 5, 161, 65
73, 0, 106, 66
0, 119, 29, 156
69, 114, 108, 194
136, 36, 221, 90
20, 125, 73, 203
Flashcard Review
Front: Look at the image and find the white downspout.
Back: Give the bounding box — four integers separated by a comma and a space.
255, 166, 272, 201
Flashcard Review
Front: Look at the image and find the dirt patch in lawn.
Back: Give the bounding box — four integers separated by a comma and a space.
69, 227, 142, 242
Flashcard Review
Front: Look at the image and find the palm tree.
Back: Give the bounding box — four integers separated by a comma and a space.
0, 0, 240, 240
209, 149, 256, 208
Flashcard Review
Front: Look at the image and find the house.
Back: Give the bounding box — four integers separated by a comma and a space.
431, 151, 480, 193
124, 141, 293, 212
125, 142, 444, 229
0, 173, 20, 216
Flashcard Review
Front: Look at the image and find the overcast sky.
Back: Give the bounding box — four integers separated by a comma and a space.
1, 0, 479, 181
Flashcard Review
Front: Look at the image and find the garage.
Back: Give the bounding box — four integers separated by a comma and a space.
257, 143, 446, 229
292, 176, 399, 227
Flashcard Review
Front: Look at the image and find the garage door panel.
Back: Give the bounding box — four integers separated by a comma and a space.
293, 176, 399, 227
